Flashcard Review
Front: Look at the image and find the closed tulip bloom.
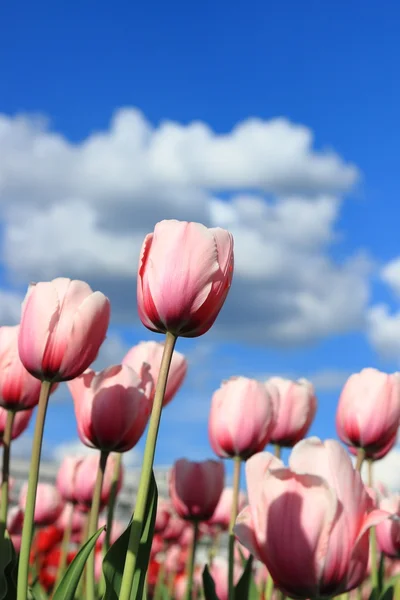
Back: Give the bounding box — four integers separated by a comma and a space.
73, 453, 123, 510
210, 557, 241, 600
169, 459, 224, 521
209, 377, 274, 460
20, 483, 64, 527
7, 506, 24, 553
0, 326, 43, 411
0, 406, 33, 442
56, 504, 86, 534
336, 368, 400, 457
137, 220, 234, 337
208, 487, 247, 530
376, 493, 400, 557
123, 340, 187, 407
18, 278, 110, 382
154, 499, 171, 533
234, 438, 388, 598
69, 364, 152, 452
163, 514, 187, 543
266, 377, 317, 447
56, 456, 83, 503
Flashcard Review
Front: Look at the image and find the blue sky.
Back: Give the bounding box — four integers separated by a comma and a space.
2, 1, 400, 486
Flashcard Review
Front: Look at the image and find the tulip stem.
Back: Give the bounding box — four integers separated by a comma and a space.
274, 444, 281, 459
119, 331, 177, 600
367, 459, 380, 593
0, 410, 15, 543
208, 528, 221, 566
86, 449, 109, 600
186, 520, 199, 600
265, 573, 274, 600
355, 448, 365, 472
17, 379, 52, 600
104, 451, 122, 552
228, 456, 242, 600
54, 502, 74, 589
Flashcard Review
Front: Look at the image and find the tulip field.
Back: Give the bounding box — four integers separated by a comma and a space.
1, 220, 400, 600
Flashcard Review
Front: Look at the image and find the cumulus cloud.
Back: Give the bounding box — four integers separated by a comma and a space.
0, 107, 367, 346
361, 446, 400, 492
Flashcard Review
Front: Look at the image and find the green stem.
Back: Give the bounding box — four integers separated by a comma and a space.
355, 447, 365, 472
76, 512, 91, 599
17, 379, 52, 600
208, 528, 221, 566
0, 410, 15, 543
54, 502, 74, 589
119, 331, 177, 600
228, 457, 242, 600
265, 573, 274, 600
86, 450, 109, 600
274, 444, 281, 459
104, 452, 122, 552
185, 520, 199, 600
367, 459, 379, 592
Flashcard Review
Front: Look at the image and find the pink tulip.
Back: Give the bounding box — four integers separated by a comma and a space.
123, 340, 187, 407
56, 456, 83, 503
18, 278, 110, 382
174, 572, 201, 600
208, 487, 247, 530
0, 406, 33, 442
210, 557, 241, 600
163, 514, 187, 542
7, 506, 24, 552
137, 220, 234, 337
234, 438, 388, 598
97, 518, 125, 548
165, 544, 188, 574
154, 499, 171, 533
336, 368, 400, 458
0, 326, 43, 411
266, 377, 317, 447
169, 459, 224, 521
376, 493, 400, 557
69, 364, 152, 452
73, 453, 123, 510
20, 482, 64, 527
209, 377, 274, 459
56, 503, 86, 534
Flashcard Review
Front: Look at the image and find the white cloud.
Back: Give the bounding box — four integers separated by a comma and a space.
306, 369, 351, 392
0, 107, 368, 346
361, 446, 400, 492
0, 288, 23, 325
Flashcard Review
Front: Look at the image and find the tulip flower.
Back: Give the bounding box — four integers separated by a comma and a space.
7, 506, 24, 553
137, 220, 234, 337
208, 487, 247, 531
123, 340, 187, 406
154, 498, 171, 534
73, 453, 123, 510
336, 368, 400, 459
376, 492, 400, 558
234, 438, 388, 598
20, 483, 64, 527
210, 557, 242, 600
56, 456, 83, 503
0, 406, 33, 442
69, 364, 152, 453
266, 377, 317, 447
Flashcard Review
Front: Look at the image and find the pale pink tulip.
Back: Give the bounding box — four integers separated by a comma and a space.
375, 493, 400, 557
56, 456, 83, 503
210, 557, 241, 600
163, 514, 187, 542
123, 340, 187, 406
7, 506, 24, 552
69, 364, 152, 452
0, 407, 33, 442
209, 377, 274, 459
154, 499, 171, 533
0, 326, 43, 411
336, 368, 400, 458
169, 459, 224, 521
234, 438, 388, 598
20, 482, 64, 526
73, 453, 123, 510
18, 278, 110, 382
137, 220, 234, 337
165, 544, 188, 574
208, 487, 247, 530
266, 377, 317, 446
56, 504, 86, 534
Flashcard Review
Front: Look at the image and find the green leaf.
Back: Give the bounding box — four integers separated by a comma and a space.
27, 580, 48, 600
234, 555, 253, 600
52, 526, 105, 600
0, 530, 18, 600
102, 471, 158, 600
202, 565, 220, 600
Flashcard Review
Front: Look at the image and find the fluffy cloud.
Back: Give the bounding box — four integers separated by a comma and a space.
0, 108, 368, 345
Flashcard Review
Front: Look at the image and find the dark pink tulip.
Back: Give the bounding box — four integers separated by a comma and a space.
376, 492, 400, 557
18, 278, 110, 382
234, 438, 388, 598
123, 340, 187, 407
336, 368, 400, 458
169, 458, 224, 521
20, 482, 64, 527
0, 326, 42, 411
266, 377, 317, 446
137, 220, 234, 337
209, 377, 274, 460
0, 406, 33, 442
73, 453, 123, 510
69, 364, 152, 453
56, 456, 83, 503
207, 487, 247, 530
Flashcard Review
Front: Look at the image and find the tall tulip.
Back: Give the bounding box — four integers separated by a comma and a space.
20, 483, 63, 527
375, 492, 400, 558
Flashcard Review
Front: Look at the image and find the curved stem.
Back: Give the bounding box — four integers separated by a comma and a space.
355, 447, 365, 472
185, 521, 199, 600
17, 380, 52, 600
274, 444, 281, 459
104, 452, 122, 552
86, 450, 109, 600
0, 410, 15, 542
119, 331, 177, 600
228, 457, 242, 600
54, 502, 74, 589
